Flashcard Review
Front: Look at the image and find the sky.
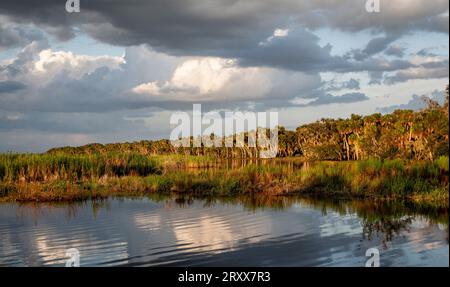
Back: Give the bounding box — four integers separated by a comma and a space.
0, 0, 449, 152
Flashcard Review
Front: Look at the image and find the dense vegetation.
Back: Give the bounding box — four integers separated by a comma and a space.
0, 86, 448, 203
0, 152, 160, 183
48, 87, 449, 161
0, 155, 448, 204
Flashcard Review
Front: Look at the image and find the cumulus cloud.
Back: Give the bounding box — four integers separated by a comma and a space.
30, 49, 125, 83
2, 44, 319, 113
0, 43, 182, 112
0, 0, 448, 151
132, 57, 320, 103
0, 40, 49, 79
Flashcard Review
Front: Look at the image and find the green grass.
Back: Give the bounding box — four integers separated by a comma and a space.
0, 153, 447, 204
0, 152, 160, 183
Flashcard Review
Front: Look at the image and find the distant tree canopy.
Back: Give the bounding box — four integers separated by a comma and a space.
48, 86, 449, 161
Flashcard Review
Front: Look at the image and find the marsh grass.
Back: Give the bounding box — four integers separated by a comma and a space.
0, 153, 447, 204
0, 152, 160, 183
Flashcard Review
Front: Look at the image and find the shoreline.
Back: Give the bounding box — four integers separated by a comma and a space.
0, 154, 448, 205
1, 187, 447, 208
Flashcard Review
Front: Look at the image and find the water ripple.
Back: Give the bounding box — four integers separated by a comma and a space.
0, 198, 448, 267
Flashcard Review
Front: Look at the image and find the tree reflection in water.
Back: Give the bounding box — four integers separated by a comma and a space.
361, 216, 413, 248
176, 194, 448, 247
15, 193, 448, 248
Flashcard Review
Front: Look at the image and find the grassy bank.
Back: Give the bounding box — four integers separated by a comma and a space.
0, 153, 448, 205
0, 152, 160, 182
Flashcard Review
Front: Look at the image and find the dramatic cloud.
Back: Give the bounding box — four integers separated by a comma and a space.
0, 0, 448, 151
2, 1, 448, 41
0, 43, 182, 112
1, 43, 327, 112
0, 0, 448, 72
132, 57, 321, 103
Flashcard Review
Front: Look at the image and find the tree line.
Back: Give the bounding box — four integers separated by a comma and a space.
48, 86, 449, 161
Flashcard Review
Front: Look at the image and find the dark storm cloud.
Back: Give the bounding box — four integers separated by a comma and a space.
1, 0, 292, 52
233, 27, 351, 72
0, 80, 26, 93
0, 1, 448, 152
0, 0, 448, 72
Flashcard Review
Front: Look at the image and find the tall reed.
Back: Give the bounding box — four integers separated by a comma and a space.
0, 152, 160, 183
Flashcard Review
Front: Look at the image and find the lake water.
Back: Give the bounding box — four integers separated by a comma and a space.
0, 196, 448, 267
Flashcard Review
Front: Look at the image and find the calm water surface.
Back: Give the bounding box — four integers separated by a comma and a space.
0, 196, 448, 267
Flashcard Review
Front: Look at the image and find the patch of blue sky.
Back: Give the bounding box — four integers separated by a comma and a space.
50, 32, 125, 58
0, 47, 20, 61
398, 31, 449, 56
0, 31, 125, 61
314, 28, 374, 56
315, 28, 448, 58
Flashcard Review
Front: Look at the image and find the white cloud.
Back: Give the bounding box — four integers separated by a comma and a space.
132, 57, 320, 103
273, 28, 289, 37
133, 58, 271, 101
0, 41, 124, 86
31, 49, 124, 83
0, 44, 182, 112
0, 1, 448, 153
259, 28, 290, 46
